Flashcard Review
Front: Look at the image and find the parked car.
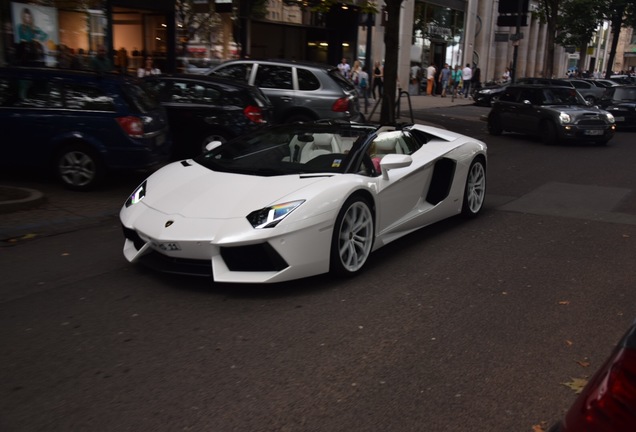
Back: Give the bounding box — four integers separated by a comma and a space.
597, 85, 636, 129
473, 77, 573, 107
142, 73, 274, 159
548, 319, 636, 432
568, 79, 608, 103
0, 67, 171, 190
487, 85, 616, 145
208, 59, 364, 124
582, 78, 621, 88
120, 121, 487, 283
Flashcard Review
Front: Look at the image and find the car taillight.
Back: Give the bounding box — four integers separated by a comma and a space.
116, 116, 144, 138
561, 327, 636, 432
332, 97, 350, 112
244, 105, 264, 123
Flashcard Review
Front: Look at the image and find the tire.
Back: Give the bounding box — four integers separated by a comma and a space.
585, 95, 596, 104
541, 121, 558, 145
461, 157, 486, 218
330, 196, 374, 276
55, 145, 101, 191
487, 114, 503, 136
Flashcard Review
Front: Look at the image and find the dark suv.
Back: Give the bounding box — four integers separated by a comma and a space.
142, 73, 274, 158
487, 85, 616, 145
0, 67, 171, 190
209, 59, 364, 124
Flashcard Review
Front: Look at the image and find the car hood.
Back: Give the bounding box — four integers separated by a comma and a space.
545, 104, 608, 114
140, 160, 328, 219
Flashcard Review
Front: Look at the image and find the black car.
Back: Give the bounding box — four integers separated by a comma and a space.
597, 86, 636, 130
487, 85, 616, 145
473, 77, 573, 107
142, 74, 274, 159
0, 67, 171, 190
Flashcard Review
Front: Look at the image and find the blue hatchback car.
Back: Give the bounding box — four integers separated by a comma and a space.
0, 67, 171, 190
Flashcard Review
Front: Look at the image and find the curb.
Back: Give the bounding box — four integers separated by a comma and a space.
0, 186, 46, 214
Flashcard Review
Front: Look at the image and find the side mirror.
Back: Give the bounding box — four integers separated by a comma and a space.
380, 154, 413, 180
204, 140, 223, 152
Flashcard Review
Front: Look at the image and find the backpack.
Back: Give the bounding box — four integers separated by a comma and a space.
359, 76, 367, 88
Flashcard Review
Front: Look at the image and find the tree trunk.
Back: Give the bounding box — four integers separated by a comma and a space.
577, 42, 587, 75
380, 0, 404, 124
542, 0, 559, 77
605, 4, 625, 78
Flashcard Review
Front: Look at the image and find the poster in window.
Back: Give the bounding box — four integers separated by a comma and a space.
11, 2, 59, 67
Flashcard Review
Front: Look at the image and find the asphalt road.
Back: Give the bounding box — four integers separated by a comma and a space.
1, 106, 635, 432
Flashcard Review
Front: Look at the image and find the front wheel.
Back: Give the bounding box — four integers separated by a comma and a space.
461, 157, 486, 218
330, 196, 374, 276
55, 145, 101, 191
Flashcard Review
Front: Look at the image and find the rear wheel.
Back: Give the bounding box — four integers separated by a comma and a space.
330, 196, 374, 276
461, 157, 486, 217
585, 95, 596, 104
55, 144, 101, 191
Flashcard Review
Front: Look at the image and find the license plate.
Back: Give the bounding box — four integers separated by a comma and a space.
584, 129, 603, 136
153, 242, 181, 252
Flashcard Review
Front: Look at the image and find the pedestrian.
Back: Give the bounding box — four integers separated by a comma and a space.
115, 47, 128, 74
410, 62, 421, 95
471, 67, 482, 95
462, 63, 472, 98
137, 56, 161, 77
351, 59, 362, 85
357, 66, 370, 114
90, 45, 112, 73
451, 65, 462, 97
372, 61, 383, 100
337, 57, 350, 79
426, 63, 436, 96
501, 67, 511, 83
439, 63, 451, 97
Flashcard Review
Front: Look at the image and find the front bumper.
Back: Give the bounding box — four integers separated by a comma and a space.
557, 123, 616, 141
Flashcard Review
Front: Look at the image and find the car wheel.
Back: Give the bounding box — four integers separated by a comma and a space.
461, 157, 486, 218
541, 121, 558, 145
585, 95, 596, 104
487, 114, 503, 136
330, 196, 374, 276
55, 145, 101, 191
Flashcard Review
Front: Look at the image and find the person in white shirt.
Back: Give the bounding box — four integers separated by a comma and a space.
461, 63, 472, 98
337, 57, 350, 79
426, 64, 436, 95
137, 56, 161, 77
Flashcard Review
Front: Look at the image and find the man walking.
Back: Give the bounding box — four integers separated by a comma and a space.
462, 63, 472, 98
426, 63, 436, 96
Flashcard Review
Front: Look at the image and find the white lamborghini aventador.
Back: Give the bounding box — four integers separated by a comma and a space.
120, 121, 487, 283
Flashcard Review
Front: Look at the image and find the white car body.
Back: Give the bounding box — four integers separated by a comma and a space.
120, 123, 487, 283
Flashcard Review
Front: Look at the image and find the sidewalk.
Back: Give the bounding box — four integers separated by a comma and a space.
0, 94, 475, 241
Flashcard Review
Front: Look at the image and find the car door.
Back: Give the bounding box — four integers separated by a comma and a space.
0, 74, 64, 168
515, 88, 543, 134
252, 63, 295, 123
368, 131, 437, 235
495, 87, 524, 131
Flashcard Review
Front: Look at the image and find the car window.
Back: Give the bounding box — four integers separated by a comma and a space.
169, 81, 222, 104
122, 82, 161, 113
213, 63, 253, 83
613, 87, 636, 100
297, 67, 320, 91
543, 87, 584, 105
64, 83, 116, 111
0, 78, 17, 106
498, 87, 520, 102
8, 78, 63, 108
519, 88, 541, 105
254, 64, 293, 90
571, 81, 590, 89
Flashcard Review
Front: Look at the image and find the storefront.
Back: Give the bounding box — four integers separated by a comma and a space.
411, 0, 465, 69
1, 0, 176, 72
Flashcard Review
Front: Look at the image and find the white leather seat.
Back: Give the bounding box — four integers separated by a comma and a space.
300, 133, 341, 163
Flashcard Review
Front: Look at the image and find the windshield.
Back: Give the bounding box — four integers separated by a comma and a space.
193, 124, 376, 176
541, 87, 586, 105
